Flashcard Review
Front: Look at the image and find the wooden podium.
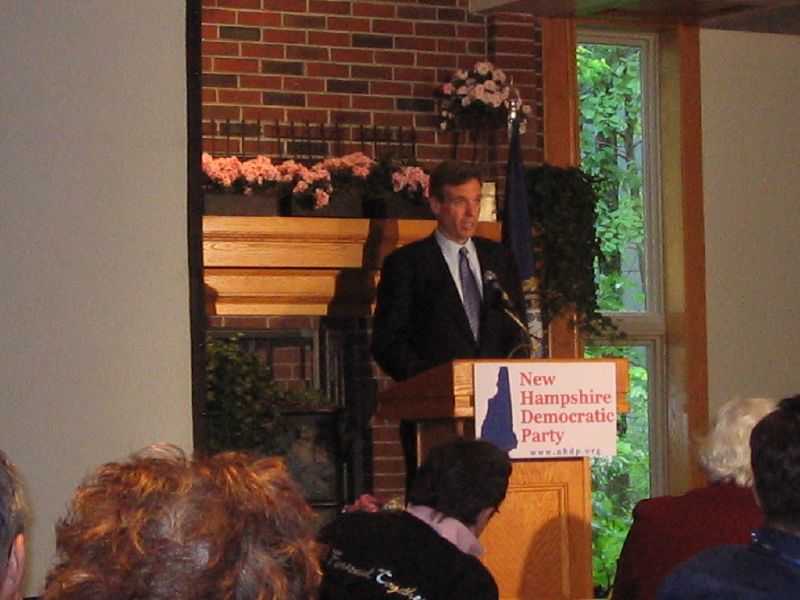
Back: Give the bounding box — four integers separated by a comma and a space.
377, 358, 629, 600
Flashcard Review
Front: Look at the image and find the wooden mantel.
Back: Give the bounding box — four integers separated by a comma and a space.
203, 216, 503, 316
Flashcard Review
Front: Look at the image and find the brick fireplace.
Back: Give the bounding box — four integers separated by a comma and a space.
200, 0, 546, 504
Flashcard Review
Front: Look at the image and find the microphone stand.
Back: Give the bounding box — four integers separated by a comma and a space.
484, 270, 540, 358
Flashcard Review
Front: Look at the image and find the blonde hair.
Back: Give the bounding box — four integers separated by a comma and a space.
698, 397, 778, 487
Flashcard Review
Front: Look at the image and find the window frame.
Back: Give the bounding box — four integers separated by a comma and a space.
577, 29, 669, 494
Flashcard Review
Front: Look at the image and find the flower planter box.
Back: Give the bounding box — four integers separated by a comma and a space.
363, 195, 435, 220
204, 192, 283, 216
204, 189, 433, 219
290, 187, 365, 218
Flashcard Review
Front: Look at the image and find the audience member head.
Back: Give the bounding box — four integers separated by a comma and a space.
428, 160, 482, 202
44, 445, 320, 600
750, 394, 800, 533
0, 450, 27, 600
697, 396, 777, 486
407, 438, 511, 532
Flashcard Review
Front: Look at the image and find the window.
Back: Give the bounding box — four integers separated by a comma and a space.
577, 31, 667, 595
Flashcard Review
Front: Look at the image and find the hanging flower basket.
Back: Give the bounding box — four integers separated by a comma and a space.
437, 60, 531, 136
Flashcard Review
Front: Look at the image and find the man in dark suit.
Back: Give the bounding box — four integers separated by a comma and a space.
371, 161, 529, 382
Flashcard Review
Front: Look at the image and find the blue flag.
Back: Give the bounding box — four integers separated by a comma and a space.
502, 124, 534, 280
501, 123, 544, 356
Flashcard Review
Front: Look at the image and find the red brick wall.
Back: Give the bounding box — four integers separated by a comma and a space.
201, 0, 544, 174
202, 0, 545, 502
207, 315, 319, 389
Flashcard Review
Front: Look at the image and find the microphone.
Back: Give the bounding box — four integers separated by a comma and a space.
483, 270, 516, 312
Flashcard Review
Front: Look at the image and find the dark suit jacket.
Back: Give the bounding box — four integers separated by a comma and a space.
371, 234, 528, 381
613, 483, 763, 600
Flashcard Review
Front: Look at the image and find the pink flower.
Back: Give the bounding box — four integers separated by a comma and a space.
392, 165, 430, 198
202, 154, 242, 188
344, 494, 383, 513
240, 155, 280, 188
321, 152, 374, 179
314, 187, 330, 209
277, 159, 304, 182
475, 61, 492, 75
442, 82, 455, 95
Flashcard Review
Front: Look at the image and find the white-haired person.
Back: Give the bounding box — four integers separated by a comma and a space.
612, 396, 777, 600
657, 393, 800, 598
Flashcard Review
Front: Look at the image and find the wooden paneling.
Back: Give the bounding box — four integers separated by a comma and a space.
472, 0, 800, 35
204, 268, 378, 316
483, 475, 578, 599
203, 216, 503, 316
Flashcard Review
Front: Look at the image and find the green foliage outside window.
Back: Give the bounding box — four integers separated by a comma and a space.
579, 43, 647, 313
578, 42, 652, 596
587, 345, 650, 596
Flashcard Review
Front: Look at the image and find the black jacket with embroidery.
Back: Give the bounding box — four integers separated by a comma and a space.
318, 510, 498, 600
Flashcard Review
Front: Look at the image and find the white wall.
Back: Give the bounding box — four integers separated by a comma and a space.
0, 1, 192, 594
700, 30, 800, 413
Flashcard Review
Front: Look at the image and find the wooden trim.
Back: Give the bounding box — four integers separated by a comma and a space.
677, 25, 709, 489
541, 17, 585, 362
539, 17, 593, 599
541, 17, 581, 169
659, 26, 709, 492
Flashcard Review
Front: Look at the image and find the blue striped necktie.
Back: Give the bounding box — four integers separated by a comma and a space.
459, 247, 481, 342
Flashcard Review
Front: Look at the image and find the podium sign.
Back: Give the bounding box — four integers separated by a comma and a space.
474, 361, 617, 459
376, 358, 628, 599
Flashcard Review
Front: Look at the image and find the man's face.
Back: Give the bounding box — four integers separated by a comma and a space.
430, 178, 481, 244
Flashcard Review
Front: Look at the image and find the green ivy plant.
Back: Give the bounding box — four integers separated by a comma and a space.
204, 336, 332, 455
525, 163, 617, 337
